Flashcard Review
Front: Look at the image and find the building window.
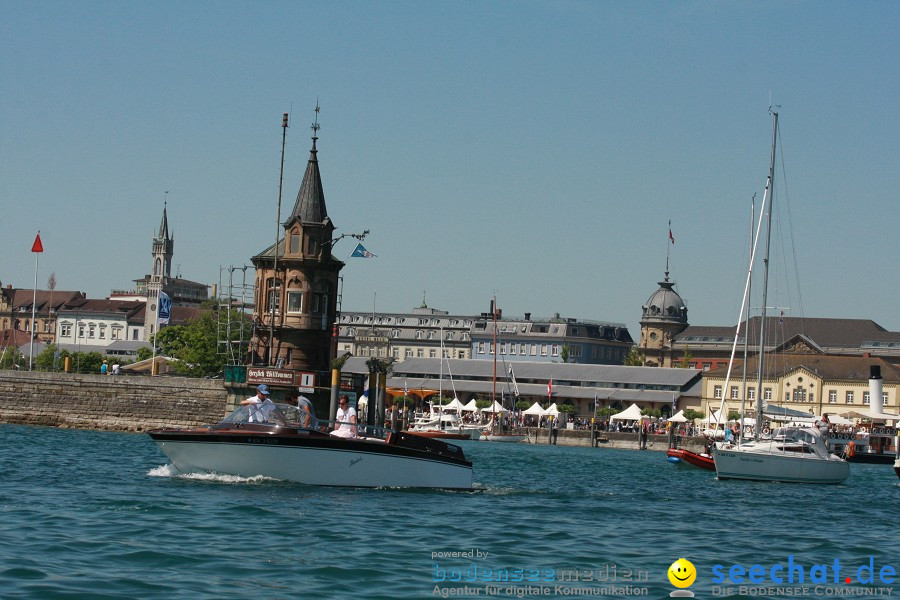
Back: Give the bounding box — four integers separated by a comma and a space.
551, 345, 559, 357
287, 291, 303, 313
863, 392, 870, 405
489, 343, 494, 355
520, 343, 526, 355
429, 349, 436, 358
714, 385, 723, 399
793, 388, 807, 403
702, 363, 712, 371
61, 323, 72, 338
446, 331, 453, 340
764, 388, 772, 401
417, 349, 424, 358
415, 330, 423, 339
828, 390, 837, 404
428, 330, 435, 340
405, 348, 413, 358
730, 386, 738, 400
846, 391, 854, 404
289, 233, 299, 254
111, 326, 121, 340
530, 345, 536, 356
747, 388, 755, 400
99, 325, 106, 340
541, 344, 547, 356
392, 348, 399, 359
267, 280, 281, 312
88, 324, 96, 338
478, 342, 485, 354
510, 344, 517, 355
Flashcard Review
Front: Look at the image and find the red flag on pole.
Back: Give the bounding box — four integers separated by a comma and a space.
31, 232, 44, 253
668, 227, 675, 245
547, 379, 553, 398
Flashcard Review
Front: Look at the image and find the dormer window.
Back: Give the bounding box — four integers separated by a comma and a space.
289, 231, 300, 254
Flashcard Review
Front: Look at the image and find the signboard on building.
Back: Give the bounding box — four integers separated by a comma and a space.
297, 371, 316, 393
247, 368, 295, 387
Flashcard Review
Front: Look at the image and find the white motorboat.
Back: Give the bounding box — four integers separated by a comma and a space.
149, 403, 473, 489
408, 412, 482, 440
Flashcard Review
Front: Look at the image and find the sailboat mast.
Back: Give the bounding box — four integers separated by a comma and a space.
755, 110, 778, 440
492, 296, 497, 406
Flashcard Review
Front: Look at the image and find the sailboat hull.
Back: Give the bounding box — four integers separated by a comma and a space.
714, 448, 849, 484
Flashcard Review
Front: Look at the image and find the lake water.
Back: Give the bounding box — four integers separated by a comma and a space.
1, 424, 897, 599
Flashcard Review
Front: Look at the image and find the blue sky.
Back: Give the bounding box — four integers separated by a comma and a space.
2, 0, 898, 338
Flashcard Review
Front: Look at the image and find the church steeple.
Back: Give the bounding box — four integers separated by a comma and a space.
152, 200, 174, 281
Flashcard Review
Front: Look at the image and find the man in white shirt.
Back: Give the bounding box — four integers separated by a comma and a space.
330, 395, 357, 438
241, 384, 276, 423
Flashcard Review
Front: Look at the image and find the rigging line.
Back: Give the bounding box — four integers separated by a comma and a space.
776, 119, 805, 334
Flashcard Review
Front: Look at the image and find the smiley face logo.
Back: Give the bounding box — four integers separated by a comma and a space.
667, 558, 696, 588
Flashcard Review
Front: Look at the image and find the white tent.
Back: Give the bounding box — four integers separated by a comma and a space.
461, 399, 479, 412
841, 409, 900, 422
544, 402, 560, 417
667, 410, 688, 423
480, 400, 509, 414
523, 402, 545, 416
440, 398, 465, 411
826, 414, 854, 426
701, 409, 729, 426
610, 403, 644, 421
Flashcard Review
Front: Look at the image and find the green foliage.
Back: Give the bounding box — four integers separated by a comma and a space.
683, 409, 704, 421
475, 399, 491, 410
153, 310, 227, 377
35, 344, 62, 371
623, 346, 645, 366
0, 347, 22, 369
390, 395, 415, 408
727, 410, 741, 421
67, 351, 105, 374
136, 346, 153, 362
560, 344, 571, 363
676, 347, 694, 368
595, 406, 617, 418
558, 403, 575, 415
515, 399, 531, 411
331, 353, 350, 371
641, 407, 662, 418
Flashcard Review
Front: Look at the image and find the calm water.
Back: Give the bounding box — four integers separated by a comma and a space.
1, 424, 897, 600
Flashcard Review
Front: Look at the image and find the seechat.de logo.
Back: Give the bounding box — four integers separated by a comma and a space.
668, 558, 697, 597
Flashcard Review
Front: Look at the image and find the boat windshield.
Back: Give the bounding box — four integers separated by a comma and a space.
220, 403, 305, 426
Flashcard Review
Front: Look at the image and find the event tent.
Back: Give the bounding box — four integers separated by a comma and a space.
667, 410, 688, 423
544, 403, 560, 417
461, 399, 479, 412
439, 398, 465, 411
523, 402, 545, 416
610, 403, 643, 422
480, 400, 509, 414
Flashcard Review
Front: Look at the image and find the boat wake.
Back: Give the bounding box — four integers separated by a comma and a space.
147, 464, 280, 484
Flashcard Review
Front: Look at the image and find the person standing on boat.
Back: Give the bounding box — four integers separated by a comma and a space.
816, 413, 830, 439
286, 388, 318, 429
330, 394, 357, 438
241, 384, 276, 423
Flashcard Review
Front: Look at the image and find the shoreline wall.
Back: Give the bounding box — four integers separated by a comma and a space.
524, 427, 706, 453
0, 370, 234, 432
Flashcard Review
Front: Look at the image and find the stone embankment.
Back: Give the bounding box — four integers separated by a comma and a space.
524, 427, 706, 453
0, 370, 233, 432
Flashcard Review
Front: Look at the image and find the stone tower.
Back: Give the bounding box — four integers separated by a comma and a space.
638, 269, 688, 367
249, 111, 344, 373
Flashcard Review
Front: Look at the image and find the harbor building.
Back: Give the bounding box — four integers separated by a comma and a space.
470, 312, 633, 365
638, 269, 688, 368
337, 301, 477, 361
249, 114, 344, 372
0, 283, 85, 347
341, 356, 702, 419
698, 351, 899, 421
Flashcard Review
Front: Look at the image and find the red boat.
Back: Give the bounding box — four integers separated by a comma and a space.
667, 448, 716, 471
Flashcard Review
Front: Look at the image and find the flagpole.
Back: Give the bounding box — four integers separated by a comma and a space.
30, 236, 39, 371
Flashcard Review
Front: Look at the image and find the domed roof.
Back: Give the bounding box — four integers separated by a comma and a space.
641, 275, 687, 324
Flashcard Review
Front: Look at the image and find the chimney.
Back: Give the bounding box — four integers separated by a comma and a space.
524, 312, 531, 321
869, 365, 883, 414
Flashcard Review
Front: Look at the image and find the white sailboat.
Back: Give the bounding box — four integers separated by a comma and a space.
712, 110, 849, 484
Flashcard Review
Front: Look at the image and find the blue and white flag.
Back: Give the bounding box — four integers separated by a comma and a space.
351, 243, 376, 258
158, 291, 171, 325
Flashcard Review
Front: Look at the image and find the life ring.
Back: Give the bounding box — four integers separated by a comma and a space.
854, 433, 864, 441
762, 427, 770, 435
858, 427, 868, 434
847, 441, 855, 458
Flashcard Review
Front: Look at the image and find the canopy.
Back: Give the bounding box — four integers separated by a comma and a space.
700, 409, 729, 425
480, 401, 509, 414
826, 414, 854, 426
461, 399, 479, 412
544, 402, 560, 417
839, 409, 899, 422
610, 403, 643, 422
667, 410, 688, 423
523, 402, 545, 416
439, 398, 465, 411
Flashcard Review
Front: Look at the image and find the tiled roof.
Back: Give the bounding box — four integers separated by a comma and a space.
707, 354, 900, 382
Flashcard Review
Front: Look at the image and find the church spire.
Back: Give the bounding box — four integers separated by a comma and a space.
157, 197, 171, 241
285, 104, 329, 228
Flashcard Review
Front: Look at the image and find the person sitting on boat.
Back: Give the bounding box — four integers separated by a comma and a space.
330, 395, 357, 438
241, 384, 276, 423
724, 424, 736, 445
816, 413, 830, 439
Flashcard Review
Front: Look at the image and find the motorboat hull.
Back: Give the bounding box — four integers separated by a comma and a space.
149, 428, 473, 490
482, 434, 526, 443
667, 448, 715, 471
713, 447, 849, 484
407, 430, 471, 440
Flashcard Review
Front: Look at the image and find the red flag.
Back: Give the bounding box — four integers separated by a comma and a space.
31, 233, 44, 253
547, 379, 553, 398
668, 228, 675, 245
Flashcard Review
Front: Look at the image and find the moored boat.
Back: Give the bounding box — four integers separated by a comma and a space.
666, 448, 715, 471
149, 403, 473, 489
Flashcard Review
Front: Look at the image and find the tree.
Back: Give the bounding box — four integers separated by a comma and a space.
560, 344, 571, 363
558, 403, 575, 415
515, 399, 531, 411
727, 410, 741, 422
683, 409, 704, 421
676, 347, 694, 368
154, 309, 243, 377
623, 346, 645, 366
